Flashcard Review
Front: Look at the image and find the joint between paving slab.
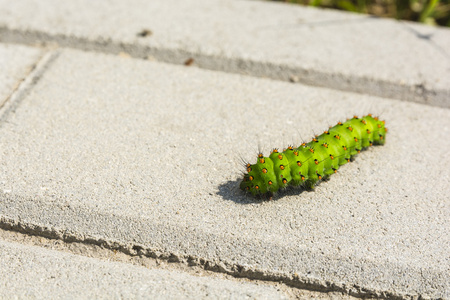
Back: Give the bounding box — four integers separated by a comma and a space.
0, 48, 60, 123
0, 217, 410, 300
0, 25, 448, 109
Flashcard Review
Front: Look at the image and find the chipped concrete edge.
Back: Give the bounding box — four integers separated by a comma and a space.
1, 227, 364, 300
0, 25, 448, 109
0, 215, 417, 300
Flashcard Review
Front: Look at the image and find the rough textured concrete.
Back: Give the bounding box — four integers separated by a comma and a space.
0, 43, 43, 107
0, 49, 448, 299
0, 227, 357, 300
0, 239, 288, 299
0, 0, 449, 107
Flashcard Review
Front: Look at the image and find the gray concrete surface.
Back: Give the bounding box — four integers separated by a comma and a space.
0, 43, 43, 107
0, 239, 289, 299
1, 48, 448, 299
0, 227, 357, 300
0, 0, 449, 107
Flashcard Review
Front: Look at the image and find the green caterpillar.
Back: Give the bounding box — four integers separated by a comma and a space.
240, 115, 387, 198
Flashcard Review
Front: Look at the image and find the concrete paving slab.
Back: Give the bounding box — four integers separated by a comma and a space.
0, 43, 43, 107
0, 239, 288, 299
0, 49, 449, 299
0, 0, 449, 107
0, 227, 359, 300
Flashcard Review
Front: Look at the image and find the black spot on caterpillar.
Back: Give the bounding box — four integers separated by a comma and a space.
240, 114, 387, 199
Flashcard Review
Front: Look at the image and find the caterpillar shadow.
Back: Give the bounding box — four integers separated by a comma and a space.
217, 178, 311, 204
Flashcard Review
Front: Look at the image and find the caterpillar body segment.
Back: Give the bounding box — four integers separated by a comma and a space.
240, 115, 387, 198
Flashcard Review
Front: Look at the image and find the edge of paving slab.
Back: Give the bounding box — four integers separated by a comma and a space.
1, 228, 363, 300
0, 217, 408, 300
0, 25, 448, 109
0, 47, 59, 115
0, 233, 292, 300
2, 188, 444, 300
